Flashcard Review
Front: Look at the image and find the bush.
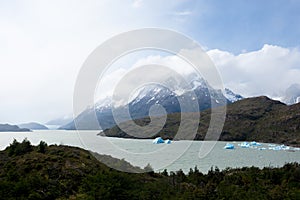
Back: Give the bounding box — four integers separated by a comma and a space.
37, 141, 47, 153
7, 138, 33, 156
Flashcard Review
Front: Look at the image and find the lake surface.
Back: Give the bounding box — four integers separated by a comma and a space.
0, 130, 299, 173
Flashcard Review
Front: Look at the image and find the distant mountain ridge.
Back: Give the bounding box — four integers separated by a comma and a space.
102, 96, 300, 147
18, 122, 48, 130
282, 83, 300, 105
60, 78, 243, 130
46, 116, 73, 126
0, 124, 30, 132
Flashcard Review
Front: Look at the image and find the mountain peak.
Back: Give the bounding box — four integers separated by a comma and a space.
60, 77, 243, 130
282, 83, 300, 105
224, 88, 243, 102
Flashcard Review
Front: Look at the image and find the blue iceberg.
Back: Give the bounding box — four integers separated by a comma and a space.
250, 141, 261, 146
152, 137, 165, 144
224, 143, 235, 149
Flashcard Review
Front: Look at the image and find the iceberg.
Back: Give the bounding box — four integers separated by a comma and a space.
282, 145, 290, 150
250, 141, 257, 146
240, 142, 250, 148
224, 143, 235, 149
268, 144, 291, 151
164, 139, 171, 144
269, 145, 283, 150
272, 146, 283, 151
250, 141, 261, 146
152, 137, 165, 144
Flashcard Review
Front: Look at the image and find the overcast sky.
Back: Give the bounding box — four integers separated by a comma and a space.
0, 0, 300, 124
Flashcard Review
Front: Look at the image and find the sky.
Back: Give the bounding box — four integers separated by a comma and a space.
0, 0, 300, 124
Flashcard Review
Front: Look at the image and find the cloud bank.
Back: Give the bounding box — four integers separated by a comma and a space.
95, 44, 300, 106
208, 44, 300, 99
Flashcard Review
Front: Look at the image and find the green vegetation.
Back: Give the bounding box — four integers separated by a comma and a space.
103, 96, 300, 147
0, 139, 299, 199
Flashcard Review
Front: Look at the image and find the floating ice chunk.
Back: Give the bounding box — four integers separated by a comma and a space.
240, 142, 250, 148
250, 141, 261, 146
269, 145, 286, 151
273, 146, 282, 151
224, 143, 235, 149
153, 137, 165, 144
164, 139, 171, 144
281, 145, 290, 150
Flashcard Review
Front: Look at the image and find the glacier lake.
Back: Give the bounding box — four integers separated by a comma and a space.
0, 130, 299, 173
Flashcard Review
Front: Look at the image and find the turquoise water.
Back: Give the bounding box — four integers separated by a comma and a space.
0, 130, 299, 173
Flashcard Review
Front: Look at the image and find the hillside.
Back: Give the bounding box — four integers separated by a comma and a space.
0, 124, 30, 132
18, 122, 49, 130
102, 96, 300, 147
0, 140, 299, 199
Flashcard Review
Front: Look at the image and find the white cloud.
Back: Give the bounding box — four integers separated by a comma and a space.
0, 0, 187, 124
94, 53, 196, 105
132, 55, 194, 76
208, 44, 300, 98
1, 1, 299, 124
174, 10, 192, 16
95, 44, 300, 107
132, 0, 143, 8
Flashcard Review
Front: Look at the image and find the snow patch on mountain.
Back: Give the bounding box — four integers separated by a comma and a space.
296, 97, 300, 104
224, 88, 243, 102
95, 97, 112, 111
282, 83, 300, 105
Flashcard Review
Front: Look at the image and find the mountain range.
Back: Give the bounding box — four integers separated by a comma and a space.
0, 124, 30, 132
102, 96, 300, 147
18, 122, 49, 130
60, 78, 243, 130
282, 83, 300, 105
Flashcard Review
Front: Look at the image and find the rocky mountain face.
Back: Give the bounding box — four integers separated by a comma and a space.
224, 88, 243, 102
60, 78, 242, 130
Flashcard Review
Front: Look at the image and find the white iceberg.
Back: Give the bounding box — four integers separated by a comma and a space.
273, 146, 283, 151
269, 145, 286, 151
250, 141, 261, 146
240, 142, 250, 148
164, 139, 171, 144
282, 145, 290, 150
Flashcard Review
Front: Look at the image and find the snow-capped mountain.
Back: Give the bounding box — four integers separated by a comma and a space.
224, 88, 243, 102
60, 78, 243, 130
95, 96, 112, 112
282, 84, 300, 105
